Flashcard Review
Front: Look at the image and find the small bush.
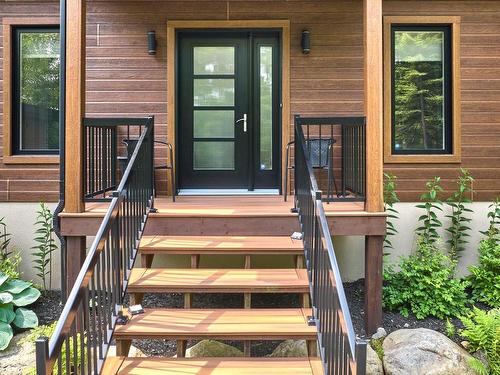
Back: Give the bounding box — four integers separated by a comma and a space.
460, 308, 500, 375
32, 203, 57, 291
468, 237, 500, 308
383, 239, 469, 319
383, 173, 400, 254
415, 177, 443, 246
0, 253, 21, 280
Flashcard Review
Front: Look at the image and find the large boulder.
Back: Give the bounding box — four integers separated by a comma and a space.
366, 344, 384, 375
269, 340, 307, 357
186, 340, 243, 357
383, 328, 476, 375
0, 332, 35, 375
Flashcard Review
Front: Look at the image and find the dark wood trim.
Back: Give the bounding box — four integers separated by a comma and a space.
364, 235, 383, 335
65, 236, 86, 298
2, 17, 59, 165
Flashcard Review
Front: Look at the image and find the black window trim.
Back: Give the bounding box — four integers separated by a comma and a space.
12, 25, 60, 155
390, 24, 453, 155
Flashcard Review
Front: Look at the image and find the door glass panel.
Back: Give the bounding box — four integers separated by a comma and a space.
194, 141, 235, 170
194, 47, 234, 75
259, 46, 273, 170
194, 110, 234, 138
194, 79, 234, 106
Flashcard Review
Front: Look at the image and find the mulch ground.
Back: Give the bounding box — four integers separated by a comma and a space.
31, 290, 63, 326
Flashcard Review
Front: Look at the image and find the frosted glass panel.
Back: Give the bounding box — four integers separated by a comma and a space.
194, 47, 234, 75
194, 79, 234, 106
194, 110, 234, 138
194, 141, 234, 170
259, 46, 273, 170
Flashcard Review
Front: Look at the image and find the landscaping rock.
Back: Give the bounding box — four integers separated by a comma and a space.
372, 327, 387, 340
186, 340, 243, 357
0, 332, 35, 375
366, 344, 384, 375
383, 328, 477, 375
269, 340, 307, 357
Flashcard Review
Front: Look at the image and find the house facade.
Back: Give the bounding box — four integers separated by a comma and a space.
1, 0, 498, 283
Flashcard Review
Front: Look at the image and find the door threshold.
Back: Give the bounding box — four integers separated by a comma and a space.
178, 189, 280, 196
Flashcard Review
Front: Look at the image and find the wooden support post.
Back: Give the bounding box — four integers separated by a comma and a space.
116, 340, 131, 357
365, 235, 383, 335
177, 340, 187, 358
141, 254, 154, 268
306, 340, 318, 357
243, 254, 251, 356
65, 236, 86, 297
295, 254, 304, 269
364, 0, 384, 213
130, 293, 144, 306
64, 0, 86, 213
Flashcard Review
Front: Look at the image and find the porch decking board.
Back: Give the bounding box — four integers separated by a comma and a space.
102, 357, 324, 375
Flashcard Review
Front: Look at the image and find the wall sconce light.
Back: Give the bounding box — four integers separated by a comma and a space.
301, 30, 310, 54
148, 31, 157, 55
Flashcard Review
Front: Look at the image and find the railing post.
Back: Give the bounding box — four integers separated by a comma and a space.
355, 340, 368, 375
35, 337, 49, 375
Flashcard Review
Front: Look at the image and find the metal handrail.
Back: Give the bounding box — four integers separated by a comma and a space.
294, 115, 367, 374
35, 117, 155, 375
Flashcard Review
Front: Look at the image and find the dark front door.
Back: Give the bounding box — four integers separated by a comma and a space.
177, 31, 280, 190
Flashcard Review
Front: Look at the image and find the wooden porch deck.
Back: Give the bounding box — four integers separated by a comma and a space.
59, 196, 386, 237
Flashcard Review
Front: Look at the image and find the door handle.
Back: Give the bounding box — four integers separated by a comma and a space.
236, 113, 247, 133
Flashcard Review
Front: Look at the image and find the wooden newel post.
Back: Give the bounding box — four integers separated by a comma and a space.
364, 0, 384, 334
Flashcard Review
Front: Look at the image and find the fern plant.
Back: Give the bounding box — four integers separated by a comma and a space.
415, 177, 443, 246
460, 308, 500, 375
481, 198, 500, 238
446, 169, 474, 266
383, 173, 400, 254
32, 203, 57, 291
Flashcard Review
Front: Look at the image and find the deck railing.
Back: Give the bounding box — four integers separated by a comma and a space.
294, 116, 366, 202
294, 116, 367, 374
83, 117, 155, 202
36, 117, 155, 375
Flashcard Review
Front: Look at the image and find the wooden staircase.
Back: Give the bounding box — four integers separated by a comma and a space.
103, 234, 322, 374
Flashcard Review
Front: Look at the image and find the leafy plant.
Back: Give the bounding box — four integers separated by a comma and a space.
468, 238, 500, 308
370, 338, 384, 361
383, 239, 469, 319
481, 198, 500, 238
32, 203, 57, 291
0, 217, 12, 261
23, 321, 84, 375
446, 169, 474, 265
415, 177, 443, 246
460, 308, 499, 375
0, 271, 40, 350
0, 253, 21, 280
445, 318, 456, 338
383, 173, 400, 254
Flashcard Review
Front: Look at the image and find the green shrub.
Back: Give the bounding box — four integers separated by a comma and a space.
32, 203, 57, 291
460, 308, 500, 375
481, 198, 500, 238
383, 173, 400, 254
446, 169, 474, 265
415, 177, 443, 246
0, 253, 21, 280
383, 239, 469, 319
468, 238, 500, 308
0, 271, 40, 350
0, 217, 12, 261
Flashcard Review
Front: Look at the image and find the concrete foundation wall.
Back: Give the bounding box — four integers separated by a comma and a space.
334, 202, 492, 281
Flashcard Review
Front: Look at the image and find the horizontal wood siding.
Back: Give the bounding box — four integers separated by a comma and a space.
383, 1, 500, 201
1, 0, 498, 202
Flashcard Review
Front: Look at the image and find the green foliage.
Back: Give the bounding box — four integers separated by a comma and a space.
460, 308, 500, 375
370, 338, 384, 361
445, 318, 456, 338
415, 177, 443, 246
481, 198, 500, 238
0, 271, 40, 350
468, 357, 489, 375
0, 253, 21, 280
32, 203, 57, 291
0, 217, 12, 261
446, 169, 474, 265
383, 173, 400, 253
468, 238, 500, 308
23, 321, 84, 375
383, 239, 469, 319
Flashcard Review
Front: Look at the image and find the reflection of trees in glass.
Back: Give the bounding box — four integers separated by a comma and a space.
20, 32, 59, 150
260, 46, 273, 170
194, 47, 234, 75
394, 31, 444, 151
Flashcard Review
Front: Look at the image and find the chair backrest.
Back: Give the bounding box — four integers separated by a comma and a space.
306, 138, 334, 168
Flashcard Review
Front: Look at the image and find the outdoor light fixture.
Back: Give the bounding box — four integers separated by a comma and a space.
301, 29, 310, 54
148, 31, 157, 55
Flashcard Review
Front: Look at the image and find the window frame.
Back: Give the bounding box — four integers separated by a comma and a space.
383, 16, 461, 164
2, 17, 60, 164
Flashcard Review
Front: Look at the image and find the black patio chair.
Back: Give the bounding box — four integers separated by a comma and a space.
121, 138, 175, 201
284, 138, 339, 202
